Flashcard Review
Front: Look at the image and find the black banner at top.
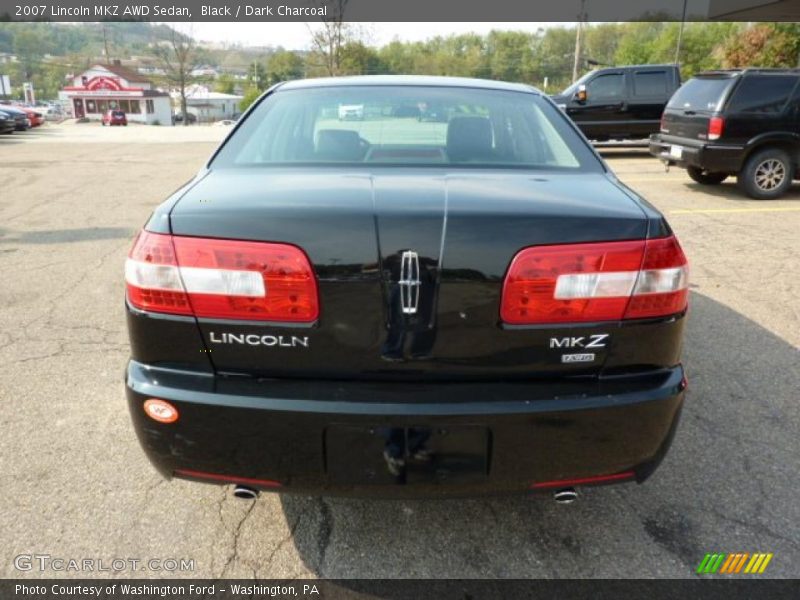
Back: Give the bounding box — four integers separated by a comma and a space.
2, 0, 800, 22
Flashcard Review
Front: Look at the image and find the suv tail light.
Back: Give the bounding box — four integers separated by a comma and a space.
659, 113, 668, 133
125, 231, 319, 322
708, 116, 724, 140
500, 236, 688, 324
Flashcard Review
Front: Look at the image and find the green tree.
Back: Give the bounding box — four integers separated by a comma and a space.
613, 22, 667, 66
266, 50, 304, 84
583, 23, 623, 67
13, 28, 51, 80
339, 41, 386, 75
537, 27, 575, 90
486, 30, 536, 83
377, 40, 415, 74
247, 61, 267, 89
215, 73, 236, 94
239, 86, 262, 112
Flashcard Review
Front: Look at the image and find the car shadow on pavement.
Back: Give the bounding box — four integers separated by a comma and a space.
278, 292, 800, 578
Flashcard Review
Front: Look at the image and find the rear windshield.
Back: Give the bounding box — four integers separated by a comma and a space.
211, 85, 601, 171
112, 111, 125, 117
667, 77, 735, 112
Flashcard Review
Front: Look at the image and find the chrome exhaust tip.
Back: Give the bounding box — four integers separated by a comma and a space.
233, 485, 259, 500
553, 488, 578, 504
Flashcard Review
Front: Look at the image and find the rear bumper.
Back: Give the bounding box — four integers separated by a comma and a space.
649, 134, 743, 173
126, 360, 686, 498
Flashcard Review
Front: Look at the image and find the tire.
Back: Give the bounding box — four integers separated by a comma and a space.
687, 166, 727, 185
737, 147, 794, 200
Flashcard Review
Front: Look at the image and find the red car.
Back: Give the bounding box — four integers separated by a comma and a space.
18, 107, 44, 127
102, 110, 127, 126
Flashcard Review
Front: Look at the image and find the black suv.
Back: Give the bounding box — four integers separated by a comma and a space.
650, 69, 800, 199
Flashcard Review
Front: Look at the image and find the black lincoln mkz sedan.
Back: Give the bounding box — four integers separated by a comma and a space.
125, 76, 688, 500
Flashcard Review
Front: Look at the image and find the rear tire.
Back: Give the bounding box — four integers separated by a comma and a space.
737, 147, 794, 200
687, 166, 727, 185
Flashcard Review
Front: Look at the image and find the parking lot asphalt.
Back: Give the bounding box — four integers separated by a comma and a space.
1, 124, 798, 579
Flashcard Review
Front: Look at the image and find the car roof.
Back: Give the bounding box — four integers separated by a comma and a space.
696, 68, 800, 78
602, 63, 677, 69
278, 75, 540, 95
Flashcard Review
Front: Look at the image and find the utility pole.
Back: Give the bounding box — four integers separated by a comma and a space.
102, 23, 111, 60
572, 0, 586, 83
674, 0, 688, 65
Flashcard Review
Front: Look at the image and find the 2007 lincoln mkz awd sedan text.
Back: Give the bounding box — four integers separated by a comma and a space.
125, 76, 689, 499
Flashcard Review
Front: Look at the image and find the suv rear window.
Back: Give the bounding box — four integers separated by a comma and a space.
212, 86, 602, 171
667, 78, 735, 112
726, 74, 797, 114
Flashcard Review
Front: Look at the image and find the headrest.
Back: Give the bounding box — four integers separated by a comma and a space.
446, 117, 493, 162
316, 129, 364, 161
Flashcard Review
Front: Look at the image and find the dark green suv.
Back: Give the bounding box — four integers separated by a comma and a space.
650, 69, 800, 199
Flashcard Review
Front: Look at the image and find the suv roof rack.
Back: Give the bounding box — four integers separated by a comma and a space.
698, 68, 800, 77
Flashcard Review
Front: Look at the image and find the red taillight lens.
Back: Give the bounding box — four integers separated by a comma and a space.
500, 236, 688, 324
501, 240, 644, 324
125, 231, 192, 315
624, 235, 689, 319
708, 116, 724, 140
125, 231, 319, 322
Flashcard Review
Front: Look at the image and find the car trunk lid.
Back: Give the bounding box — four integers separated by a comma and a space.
168, 168, 649, 381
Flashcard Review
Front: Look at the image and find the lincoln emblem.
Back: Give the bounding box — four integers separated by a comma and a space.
399, 250, 421, 315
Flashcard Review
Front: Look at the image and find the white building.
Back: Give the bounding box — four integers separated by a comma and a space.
59, 61, 172, 125
174, 85, 243, 122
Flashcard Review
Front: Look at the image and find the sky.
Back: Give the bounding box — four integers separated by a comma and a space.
187, 22, 559, 50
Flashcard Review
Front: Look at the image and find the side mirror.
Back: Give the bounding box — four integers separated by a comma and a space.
575, 84, 588, 103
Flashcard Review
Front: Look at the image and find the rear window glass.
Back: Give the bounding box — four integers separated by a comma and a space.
212, 86, 601, 171
726, 75, 797, 114
633, 71, 668, 96
667, 78, 735, 112
112, 111, 125, 117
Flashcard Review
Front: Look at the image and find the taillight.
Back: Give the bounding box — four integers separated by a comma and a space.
125, 231, 319, 322
708, 116, 724, 140
660, 113, 668, 133
125, 231, 192, 315
500, 236, 688, 324
624, 236, 689, 319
